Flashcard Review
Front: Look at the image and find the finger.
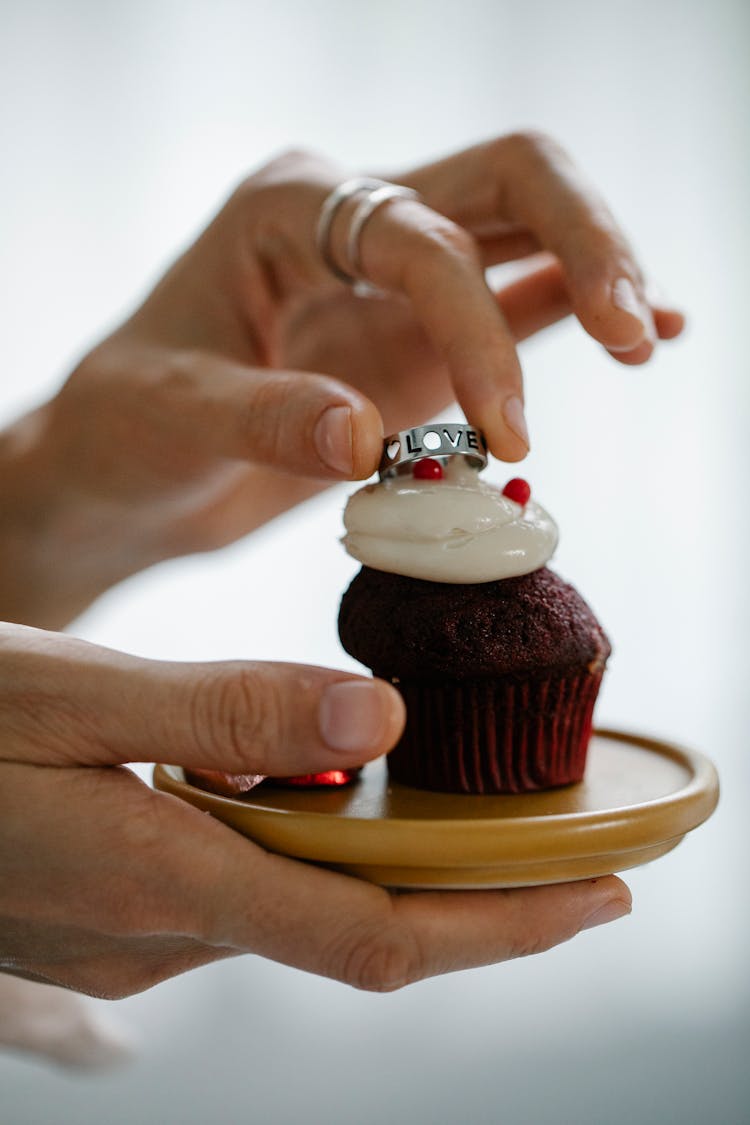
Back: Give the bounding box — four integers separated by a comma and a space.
478, 229, 543, 265
204, 837, 632, 988
233, 154, 529, 459
404, 134, 669, 356
126, 347, 384, 481
604, 300, 686, 363
605, 288, 686, 363
653, 306, 685, 340
333, 196, 530, 462
495, 259, 686, 354
0, 758, 630, 996
645, 278, 686, 342
495, 259, 572, 341
0, 625, 405, 774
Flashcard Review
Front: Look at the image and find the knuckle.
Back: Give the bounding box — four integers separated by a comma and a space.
409, 219, 480, 280
576, 211, 632, 256
427, 219, 478, 261
234, 147, 322, 203
187, 665, 283, 775
500, 128, 568, 168
505, 926, 562, 960
258, 146, 319, 176
157, 348, 201, 394
96, 800, 180, 938
572, 228, 642, 301
334, 920, 423, 993
271, 145, 319, 170
106, 790, 169, 868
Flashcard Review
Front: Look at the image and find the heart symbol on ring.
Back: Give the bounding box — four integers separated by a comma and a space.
386, 440, 400, 460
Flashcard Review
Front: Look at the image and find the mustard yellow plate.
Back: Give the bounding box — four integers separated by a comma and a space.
153, 729, 719, 889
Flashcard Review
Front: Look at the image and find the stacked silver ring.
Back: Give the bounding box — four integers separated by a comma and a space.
315, 177, 420, 290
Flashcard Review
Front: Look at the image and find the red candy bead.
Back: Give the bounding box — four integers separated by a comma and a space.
502, 477, 531, 506
413, 458, 444, 480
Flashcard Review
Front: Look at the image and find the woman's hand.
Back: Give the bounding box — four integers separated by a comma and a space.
0, 135, 684, 627
0, 623, 630, 999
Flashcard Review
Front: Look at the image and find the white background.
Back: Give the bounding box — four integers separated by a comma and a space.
1, 1, 748, 1122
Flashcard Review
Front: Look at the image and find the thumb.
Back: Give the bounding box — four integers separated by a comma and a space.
0, 625, 405, 774
141, 348, 384, 480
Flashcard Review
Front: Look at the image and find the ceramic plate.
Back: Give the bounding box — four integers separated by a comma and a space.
153, 728, 719, 889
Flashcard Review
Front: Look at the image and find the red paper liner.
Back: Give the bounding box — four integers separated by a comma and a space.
386, 670, 603, 795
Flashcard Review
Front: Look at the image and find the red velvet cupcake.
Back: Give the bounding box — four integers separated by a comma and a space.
338, 424, 610, 795
339, 565, 608, 794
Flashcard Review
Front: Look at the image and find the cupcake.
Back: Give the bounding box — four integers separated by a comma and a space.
338, 423, 610, 795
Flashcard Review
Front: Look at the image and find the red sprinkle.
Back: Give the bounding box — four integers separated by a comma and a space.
413, 458, 444, 480
502, 478, 531, 506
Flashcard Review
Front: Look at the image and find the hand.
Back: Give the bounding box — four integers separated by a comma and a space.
0, 134, 683, 628
0, 975, 134, 1068
0, 623, 631, 999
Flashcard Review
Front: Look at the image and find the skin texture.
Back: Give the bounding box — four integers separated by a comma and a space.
0, 623, 630, 1000
0, 133, 682, 1005
0, 137, 682, 629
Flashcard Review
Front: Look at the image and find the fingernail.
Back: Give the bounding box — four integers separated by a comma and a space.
643, 303, 658, 346
314, 405, 353, 475
644, 278, 669, 306
611, 277, 656, 347
611, 276, 641, 318
581, 897, 632, 932
502, 396, 530, 450
319, 681, 389, 753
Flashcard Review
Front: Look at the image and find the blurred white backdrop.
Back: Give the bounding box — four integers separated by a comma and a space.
1, 1, 748, 1122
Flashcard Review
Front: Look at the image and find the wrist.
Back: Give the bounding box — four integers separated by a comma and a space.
0, 405, 152, 629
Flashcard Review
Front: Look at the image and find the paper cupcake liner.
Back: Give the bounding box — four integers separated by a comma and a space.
385, 670, 603, 795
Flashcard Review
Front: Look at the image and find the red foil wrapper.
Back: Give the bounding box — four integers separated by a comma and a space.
184, 769, 265, 796
386, 671, 602, 794
186, 767, 360, 797
265, 769, 361, 788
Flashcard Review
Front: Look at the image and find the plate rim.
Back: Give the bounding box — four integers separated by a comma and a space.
153, 727, 720, 871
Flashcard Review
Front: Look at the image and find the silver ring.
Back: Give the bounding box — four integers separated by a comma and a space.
315, 177, 387, 284
316, 177, 420, 289
347, 183, 420, 278
378, 423, 488, 478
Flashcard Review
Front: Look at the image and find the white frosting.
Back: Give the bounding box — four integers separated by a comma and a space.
342, 458, 558, 583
